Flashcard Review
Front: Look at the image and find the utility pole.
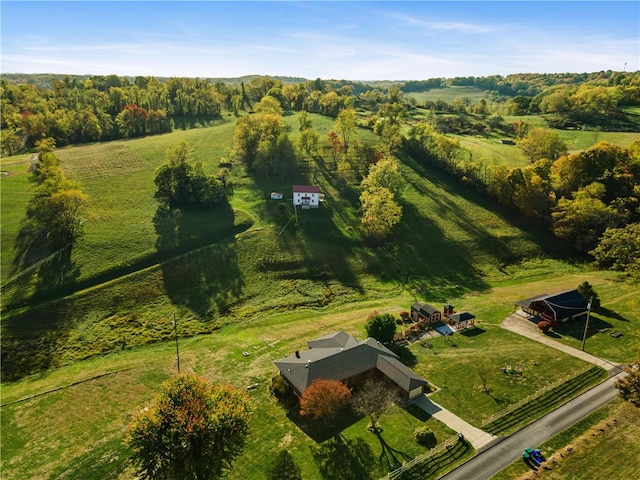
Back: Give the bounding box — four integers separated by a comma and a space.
581, 297, 593, 352
173, 313, 181, 373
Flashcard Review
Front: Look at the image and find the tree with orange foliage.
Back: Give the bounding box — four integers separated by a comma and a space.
299, 379, 351, 425
125, 374, 251, 480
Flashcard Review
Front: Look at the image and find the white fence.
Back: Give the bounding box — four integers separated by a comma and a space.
379, 434, 461, 480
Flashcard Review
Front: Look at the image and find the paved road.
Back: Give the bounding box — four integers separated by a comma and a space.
439, 371, 624, 480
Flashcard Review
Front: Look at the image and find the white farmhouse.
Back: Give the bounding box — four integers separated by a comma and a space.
292, 185, 322, 208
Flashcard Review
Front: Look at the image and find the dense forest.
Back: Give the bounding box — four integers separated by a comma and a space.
2, 70, 640, 281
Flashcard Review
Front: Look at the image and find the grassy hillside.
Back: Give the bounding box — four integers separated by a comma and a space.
2, 111, 639, 478
406, 86, 488, 104
1, 109, 589, 380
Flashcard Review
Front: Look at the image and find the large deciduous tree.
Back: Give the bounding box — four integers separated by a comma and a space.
125, 374, 251, 480
360, 156, 404, 198
334, 108, 357, 157
154, 141, 224, 207
327, 131, 343, 167
590, 223, 640, 277
517, 126, 567, 163
352, 379, 400, 432
551, 183, 621, 253
26, 150, 88, 250
299, 379, 351, 425
359, 187, 402, 243
234, 113, 295, 177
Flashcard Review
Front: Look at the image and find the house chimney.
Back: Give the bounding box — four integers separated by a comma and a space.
295, 350, 300, 358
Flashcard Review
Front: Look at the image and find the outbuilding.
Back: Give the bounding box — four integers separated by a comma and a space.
515, 290, 588, 328
410, 302, 442, 324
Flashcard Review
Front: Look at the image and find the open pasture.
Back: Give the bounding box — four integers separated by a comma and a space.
406, 86, 488, 104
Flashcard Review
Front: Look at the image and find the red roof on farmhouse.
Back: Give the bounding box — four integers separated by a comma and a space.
293, 185, 321, 193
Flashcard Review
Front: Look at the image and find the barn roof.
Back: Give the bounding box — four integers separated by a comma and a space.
411, 302, 440, 316
293, 185, 321, 193
516, 290, 588, 321
448, 311, 476, 323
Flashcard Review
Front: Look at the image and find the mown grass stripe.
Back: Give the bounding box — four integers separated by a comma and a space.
0, 368, 131, 407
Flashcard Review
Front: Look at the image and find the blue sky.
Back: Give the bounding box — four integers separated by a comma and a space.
1, 1, 638, 80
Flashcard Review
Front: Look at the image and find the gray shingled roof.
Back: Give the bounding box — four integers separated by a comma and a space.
307, 330, 359, 349
412, 302, 440, 316
376, 355, 427, 391
274, 331, 427, 396
448, 311, 475, 322
516, 290, 588, 321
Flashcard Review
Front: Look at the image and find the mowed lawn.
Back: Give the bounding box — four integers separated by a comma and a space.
406, 86, 489, 104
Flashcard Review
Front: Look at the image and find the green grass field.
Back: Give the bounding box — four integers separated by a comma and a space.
1, 109, 639, 479
406, 86, 489, 104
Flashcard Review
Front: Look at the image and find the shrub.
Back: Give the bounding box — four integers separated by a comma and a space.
270, 373, 290, 399
414, 426, 437, 447
537, 320, 552, 332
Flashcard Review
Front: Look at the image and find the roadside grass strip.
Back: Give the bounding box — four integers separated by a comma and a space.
481, 366, 607, 435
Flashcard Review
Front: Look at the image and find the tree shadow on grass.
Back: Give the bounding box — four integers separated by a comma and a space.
460, 327, 486, 337
285, 405, 362, 443
311, 434, 376, 480
7, 216, 81, 309
154, 201, 249, 318
1, 300, 74, 381
390, 201, 491, 300
388, 344, 418, 368
373, 430, 413, 471
597, 307, 628, 322
243, 160, 365, 295
556, 315, 614, 341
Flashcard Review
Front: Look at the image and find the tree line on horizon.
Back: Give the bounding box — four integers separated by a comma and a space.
2, 70, 639, 156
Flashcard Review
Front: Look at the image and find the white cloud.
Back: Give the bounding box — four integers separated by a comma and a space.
384, 12, 494, 34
